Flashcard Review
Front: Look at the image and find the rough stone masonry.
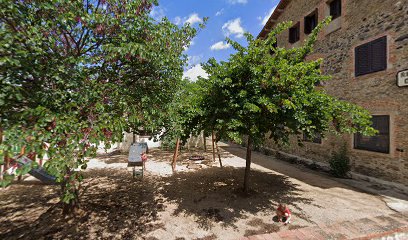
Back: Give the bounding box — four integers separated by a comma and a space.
259, 0, 408, 186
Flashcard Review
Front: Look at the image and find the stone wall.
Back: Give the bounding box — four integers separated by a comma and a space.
262, 0, 408, 185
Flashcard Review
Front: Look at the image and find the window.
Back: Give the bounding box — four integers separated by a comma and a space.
329, 0, 341, 20
303, 133, 322, 144
354, 115, 390, 153
269, 40, 278, 55
289, 22, 300, 44
355, 36, 387, 76
304, 9, 318, 34
272, 40, 278, 49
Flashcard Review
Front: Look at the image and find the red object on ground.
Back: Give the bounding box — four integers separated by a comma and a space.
278, 205, 291, 215
141, 153, 147, 162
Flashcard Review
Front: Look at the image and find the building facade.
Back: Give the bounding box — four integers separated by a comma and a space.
259, 0, 408, 186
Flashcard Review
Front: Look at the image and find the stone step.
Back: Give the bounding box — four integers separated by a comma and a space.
245, 213, 408, 240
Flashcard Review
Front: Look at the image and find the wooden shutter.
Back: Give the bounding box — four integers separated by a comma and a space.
355, 43, 371, 76
371, 36, 387, 72
355, 36, 387, 76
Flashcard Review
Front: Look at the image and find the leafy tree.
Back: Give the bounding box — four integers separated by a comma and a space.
0, 0, 196, 213
159, 79, 201, 170
200, 18, 376, 193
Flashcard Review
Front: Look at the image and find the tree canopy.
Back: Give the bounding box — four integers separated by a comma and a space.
191, 18, 376, 192
0, 0, 198, 213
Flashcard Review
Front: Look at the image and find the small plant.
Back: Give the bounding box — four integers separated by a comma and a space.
329, 144, 351, 178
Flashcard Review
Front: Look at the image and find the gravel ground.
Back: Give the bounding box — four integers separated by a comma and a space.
0, 142, 404, 240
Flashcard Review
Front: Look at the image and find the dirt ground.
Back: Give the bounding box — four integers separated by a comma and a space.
0, 142, 401, 240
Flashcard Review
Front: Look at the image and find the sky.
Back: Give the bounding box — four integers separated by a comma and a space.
150, 0, 280, 81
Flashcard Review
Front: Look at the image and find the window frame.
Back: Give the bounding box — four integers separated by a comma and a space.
289, 22, 300, 44
354, 115, 390, 154
304, 9, 318, 35
329, 0, 342, 20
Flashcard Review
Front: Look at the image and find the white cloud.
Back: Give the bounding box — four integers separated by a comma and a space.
183, 65, 208, 82
228, 0, 248, 5
259, 6, 277, 26
210, 41, 231, 51
174, 16, 182, 25
185, 13, 203, 25
150, 6, 165, 20
187, 55, 202, 67
215, 9, 224, 16
222, 18, 245, 38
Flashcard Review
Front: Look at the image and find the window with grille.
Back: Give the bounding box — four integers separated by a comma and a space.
354, 115, 390, 153
289, 22, 300, 44
329, 0, 341, 20
355, 36, 387, 77
304, 9, 318, 34
303, 132, 322, 144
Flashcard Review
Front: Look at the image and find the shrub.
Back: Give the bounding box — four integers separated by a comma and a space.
329, 145, 351, 178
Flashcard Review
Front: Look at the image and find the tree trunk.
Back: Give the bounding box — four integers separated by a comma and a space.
215, 140, 223, 168
172, 138, 180, 172
203, 132, 206, 152
243, 136, 252, 194
0, 127, 3, 180
211, 131, 216, 162
61, 184, 80, 215
61, 169, 80, 215
4, 154, 9, 171
17, 146, 26, 181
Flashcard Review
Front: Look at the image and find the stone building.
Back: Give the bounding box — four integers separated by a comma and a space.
258, 0, 408, 188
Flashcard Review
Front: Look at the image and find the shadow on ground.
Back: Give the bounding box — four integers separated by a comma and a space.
222, 145, 372, 189
0, 168, 164, 240
0, 146, 318, 239
222, 143, 408, 203
158, 166, 316, 230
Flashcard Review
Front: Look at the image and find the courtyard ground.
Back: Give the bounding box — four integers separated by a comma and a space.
0, 142, 407, 239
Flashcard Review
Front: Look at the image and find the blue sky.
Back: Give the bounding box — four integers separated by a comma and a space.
150, 0, 280, 81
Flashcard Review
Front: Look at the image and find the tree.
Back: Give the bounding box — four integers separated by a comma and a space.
0, 0, 197, 213
200, 18, 376, 193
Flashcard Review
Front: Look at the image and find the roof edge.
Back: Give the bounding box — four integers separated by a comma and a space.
257, 0, 291, 39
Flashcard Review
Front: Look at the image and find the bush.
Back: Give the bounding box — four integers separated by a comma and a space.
329, 145, 351, 178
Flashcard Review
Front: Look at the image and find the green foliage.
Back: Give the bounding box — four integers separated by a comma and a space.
329, 144, 351, 178
0, 0, 198, 211
195, 17, 376, 149
187, 17, 376, 191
